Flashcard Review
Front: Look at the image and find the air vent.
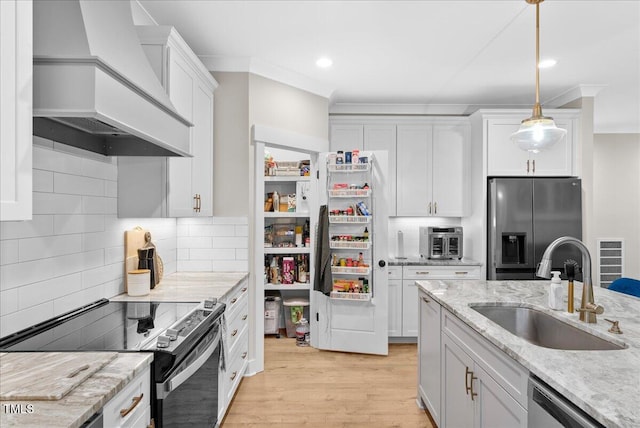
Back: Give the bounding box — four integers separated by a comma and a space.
596, 239, 624, 288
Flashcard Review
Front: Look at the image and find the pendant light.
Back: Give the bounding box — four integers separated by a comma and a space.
510, 0, 566, 153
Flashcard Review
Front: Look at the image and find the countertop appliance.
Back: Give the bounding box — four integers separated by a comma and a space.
528, 376, 604, 427
0, 298, 225, 428
487, 177, 582, 280
420, 226, 463, 260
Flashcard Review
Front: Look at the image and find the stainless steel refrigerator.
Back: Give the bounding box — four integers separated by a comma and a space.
487, 177, 582, 280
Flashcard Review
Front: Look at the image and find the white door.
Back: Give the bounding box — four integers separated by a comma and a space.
432, 124, 467, 217
531, 118, 573, 176
486, 118, 531, 176
314, 151, 389, 355
396, 125, 433, 216
387, 278, 402, 336
401, 280, 419, 336
441, 334, 475, 428
474, 365, 527, 428
330, 124, 363, 152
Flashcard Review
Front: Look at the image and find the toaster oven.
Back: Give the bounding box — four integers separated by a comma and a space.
419, 226, 463, 260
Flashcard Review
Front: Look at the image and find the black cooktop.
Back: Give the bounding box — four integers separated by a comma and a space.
0, 299, 201, 352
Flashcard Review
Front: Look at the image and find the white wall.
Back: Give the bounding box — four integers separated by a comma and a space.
593, 133, 640, 281
0, 138, 177, 337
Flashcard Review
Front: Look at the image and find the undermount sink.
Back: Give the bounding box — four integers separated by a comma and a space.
470, 304, 626, 351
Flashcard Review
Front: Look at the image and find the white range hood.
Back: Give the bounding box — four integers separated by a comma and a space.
32, 0, 192, 156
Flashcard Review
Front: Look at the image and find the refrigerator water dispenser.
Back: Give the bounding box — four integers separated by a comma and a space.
502, 233, 526, 265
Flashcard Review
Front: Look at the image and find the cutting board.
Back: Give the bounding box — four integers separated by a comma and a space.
124, 227, 147, 292
0, 352, 117, 400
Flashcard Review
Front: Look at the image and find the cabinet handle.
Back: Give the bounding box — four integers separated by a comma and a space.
231, 329, 238, 337
532, 159, 536, 173
465, 367, 478, 401
230, 371, 238, 381
242, 314, 248, 321
193, 194, 201, 212
147, 418, 155, 428
454, 271, 469, 275
120, 393, 144, 418
434, 202, 437, 214
526, 160, 530, 173
428, 202, 432, 214
415, 271, 430, 275
230, 297, 238, 304
241, 287, 247, 293
241, 352, 248, 359
422, 297, 430, 303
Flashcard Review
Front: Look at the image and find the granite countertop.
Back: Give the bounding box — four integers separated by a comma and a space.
389, 256, 482, 266
0, 353, 153, 428
417, 279, 640, 428
111, 271, 248, 302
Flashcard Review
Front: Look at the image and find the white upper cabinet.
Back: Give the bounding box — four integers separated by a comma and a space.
397, 121, 469, 217
118, 26, 217, 218
364, 125, 397, 216
0, 0, 32, 221
483, 110, 579, 177
329, 124, 364, 152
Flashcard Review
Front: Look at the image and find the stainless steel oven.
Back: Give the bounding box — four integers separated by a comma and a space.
0, 299, 225, 428
420, 226, 463, 260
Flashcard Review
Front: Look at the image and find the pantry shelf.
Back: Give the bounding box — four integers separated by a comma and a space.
264, 212, 310, 218
327, 163, 371, 173
264, 247, 311, 255
264, 283, 311, 291
264, 175, 311, 182
328, 189, 371, 198
329, 291, 372, 301
331, 266, 371, 275
329, 215, 371, 224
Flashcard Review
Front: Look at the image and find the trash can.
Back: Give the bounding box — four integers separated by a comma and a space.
283, 297, 310, 338
264, 295, 282, 338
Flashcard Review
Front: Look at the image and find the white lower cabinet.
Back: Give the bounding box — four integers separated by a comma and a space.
391, 265, 481, 338
218, 278, 249, 423
102, 365, 151, 428
418, 291, 441, 426
418, 293, 529, 428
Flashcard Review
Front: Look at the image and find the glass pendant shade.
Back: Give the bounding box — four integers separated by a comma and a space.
510, 116, 567, 153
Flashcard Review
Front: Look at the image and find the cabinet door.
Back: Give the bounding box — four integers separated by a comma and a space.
418, 292, 441, 426
486, 118, 531, 176
169, 80, 213, 217
401, 280, 419, 336
364, 125, 397, 216
432, 124, 467, 217
530, 118, 573, 176
397, 125, 433, 216
330, 124, 363, 152
0, 0, 32, 221
474, 365, 527, 428
441, 334, 475, 428
388, 279, 402, 336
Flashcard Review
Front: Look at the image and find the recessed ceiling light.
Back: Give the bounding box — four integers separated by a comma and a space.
538, 59, 557, 69
316, 57, 333, 68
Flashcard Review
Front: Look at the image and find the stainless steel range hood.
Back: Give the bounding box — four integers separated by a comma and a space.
32, 0, 192, 156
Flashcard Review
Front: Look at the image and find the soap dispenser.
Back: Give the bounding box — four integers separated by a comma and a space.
548, 271, 564, 310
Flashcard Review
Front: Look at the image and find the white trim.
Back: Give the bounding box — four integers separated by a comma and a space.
546, 84, 608, 108
200, 56, 334, 99
329, 103, 471, 116
252, 125, 329, 154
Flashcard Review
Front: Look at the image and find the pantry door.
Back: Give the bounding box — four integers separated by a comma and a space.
312, 151, 389, 355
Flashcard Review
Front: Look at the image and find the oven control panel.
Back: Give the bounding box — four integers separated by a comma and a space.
154, 300, 224, 351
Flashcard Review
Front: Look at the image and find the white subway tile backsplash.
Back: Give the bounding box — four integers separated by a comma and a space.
235, 248, 249, 260
1, 258, 58, 292
82, 263, 123, 289
33, 146, 84, 175
177, 260, 213, 271
0, 289, 18, 314
18, 234, 82, 262
212, 217, 248, 225
1, 240, 19, 265
82, 196, 107, 214
33, 192, 82, 215
235, 224, 249, 237
177, 217, 214, 225
0, 301, 55, 337
189, 249, 235, 260
177, 236, 213, 249
211, 237, 248, 249
81, 158, 118, 181
33, 170, 54, 192
0, 215, 54, 240
54, 214, 105, 235
211, 260, 249, 271
177, 249, 189, 260
54, 172, 105, 196
18, 274, 83, 310
177, 224, 189, 237
105, 246, 124, 265
105, 180, 118, 198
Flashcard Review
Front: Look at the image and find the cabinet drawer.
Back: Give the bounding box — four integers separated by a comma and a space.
223, 329, 249, 404
404, 265, 481, 279
224, 280, 249, 321
102, 365, 151, 428
388, 266, 402, 279
442, 309, 529, 409
226, 298, 249, 354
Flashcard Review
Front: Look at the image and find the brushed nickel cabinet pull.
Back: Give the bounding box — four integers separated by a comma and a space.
465, 367, 477, 400
422, 297, 430, 303
230, 297, 238, 304
230, 371, 238, 381
428, 202, 432, 214
242, 314, 248, 321
526, 160, 530, 173
454, 271, 469, 275
415, 271, 430, 275
532, 159, 536, 173
241, 352, 247, 359
231, 329, 238, 337
434, 202, 437, 214
120, 393, 143, 417
241, 287, 247, 293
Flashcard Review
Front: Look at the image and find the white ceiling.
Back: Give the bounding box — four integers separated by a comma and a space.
137, 0, 640, 134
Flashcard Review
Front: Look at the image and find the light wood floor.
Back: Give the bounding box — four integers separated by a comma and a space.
221, 336, 435, 427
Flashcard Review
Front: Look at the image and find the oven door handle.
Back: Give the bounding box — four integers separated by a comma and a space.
157, 328, 221, 400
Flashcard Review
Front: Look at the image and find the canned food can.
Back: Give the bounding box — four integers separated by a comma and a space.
345, 151, 352, 164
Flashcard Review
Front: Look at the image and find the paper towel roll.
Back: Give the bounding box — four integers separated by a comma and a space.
397, 230, 405, 259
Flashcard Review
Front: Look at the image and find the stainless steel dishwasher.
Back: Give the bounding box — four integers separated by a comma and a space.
528, 376, 605, 428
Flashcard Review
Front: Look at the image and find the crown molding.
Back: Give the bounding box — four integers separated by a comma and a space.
199, 56, 334, 99
546, 84, 608, 108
